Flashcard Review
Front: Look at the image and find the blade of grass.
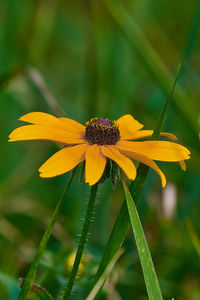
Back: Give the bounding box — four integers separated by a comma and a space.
93, 65, 181, 293
122, 176, 163, 300
86, 249, 123, 300
18, 170, 76, 300
152, 63, 182, 139
102, 0, 198, 133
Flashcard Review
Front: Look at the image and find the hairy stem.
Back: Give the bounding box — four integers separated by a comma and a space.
62, 183, 98, 299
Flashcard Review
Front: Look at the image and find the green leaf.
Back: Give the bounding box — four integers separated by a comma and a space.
92, 64, 181, 294
122, 178, 163, 300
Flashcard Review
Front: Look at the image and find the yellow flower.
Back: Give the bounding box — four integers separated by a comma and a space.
9, 112, 190, 187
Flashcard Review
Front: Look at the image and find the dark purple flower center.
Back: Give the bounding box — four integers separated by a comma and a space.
85, 117, 120, 145
96, 118, 112, 126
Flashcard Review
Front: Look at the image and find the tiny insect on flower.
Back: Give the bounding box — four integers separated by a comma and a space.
9, 112, 190, 187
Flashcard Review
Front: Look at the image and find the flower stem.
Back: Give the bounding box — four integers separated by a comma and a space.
18, 169, 76, 300
62, 183, 98, 299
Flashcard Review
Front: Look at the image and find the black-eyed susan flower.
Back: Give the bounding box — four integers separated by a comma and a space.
9, 112, 190, 187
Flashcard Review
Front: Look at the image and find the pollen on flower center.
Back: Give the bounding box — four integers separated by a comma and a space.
85, 117, 120, 145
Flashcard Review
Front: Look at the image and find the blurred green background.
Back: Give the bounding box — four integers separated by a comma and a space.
0, 0, 200, 299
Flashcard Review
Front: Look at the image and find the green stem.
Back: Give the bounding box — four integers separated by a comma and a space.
62, 183, 98, 299
18, 169, 76, 299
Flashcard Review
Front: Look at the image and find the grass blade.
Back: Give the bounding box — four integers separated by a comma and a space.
102, 0, 197, 133
18, 170, 76, 299
152, 63, 182, 140
122, 177, 163, 300
86, 249, 123, 300
93, 64, 181, 294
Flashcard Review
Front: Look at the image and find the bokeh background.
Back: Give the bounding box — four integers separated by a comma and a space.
0, 0, 200, 299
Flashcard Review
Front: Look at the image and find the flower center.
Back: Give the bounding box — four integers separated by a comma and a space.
85, 117, 120, 145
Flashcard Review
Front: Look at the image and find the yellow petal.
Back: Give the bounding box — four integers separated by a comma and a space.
85, 145, 107, 186
116, 140, 190, 162
9, 125, 86, 144
129, 130, 177, 141
19, 112, 62, 127
101, 145, 136, 180
59, 117, 85, 132
179, 160, 186, 171
115, 114, 144, 140
19, 112, 85, 136
39, 144, 89, 177
117, 149, 167, 188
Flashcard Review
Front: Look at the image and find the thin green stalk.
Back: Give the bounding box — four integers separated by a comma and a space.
18, 170, 76, 299
62, 183, 98, 299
